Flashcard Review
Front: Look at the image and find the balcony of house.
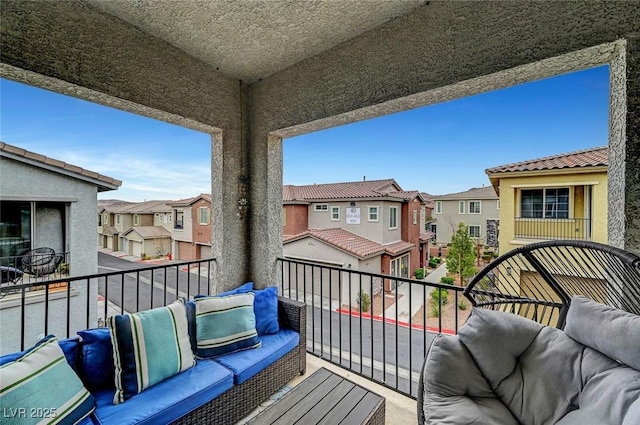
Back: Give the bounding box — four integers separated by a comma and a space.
514, 217, 592, 241
2, 244, 640, 424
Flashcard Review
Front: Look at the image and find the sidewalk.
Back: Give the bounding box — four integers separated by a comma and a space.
383, 262, 448, 321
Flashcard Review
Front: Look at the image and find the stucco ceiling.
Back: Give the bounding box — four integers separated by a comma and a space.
87, 0, 426, 82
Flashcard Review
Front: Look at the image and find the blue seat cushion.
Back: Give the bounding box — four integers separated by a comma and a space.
214, 329, 299, 384
91, 359, 233, 425
0, 336, 80, 371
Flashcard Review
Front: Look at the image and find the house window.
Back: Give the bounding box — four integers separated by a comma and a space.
469, 201, 481, 214
430, 223, 437, 235
458, 201, 465, 214
469, 225, 481, 238
198, 207, 210, 225
521, 188, 569, 219
413, 210, 418, 225
389, 206, 398, 229
133, 214, 139, 225
98, 214, 102, 226
116, 214, 121, 224
314, 204, 328, 212
168, 214, 172, 222
496, 200, 500, 210
390, 254, 410, 278
174, 210, 184, 229
0, 201, 66, 258
331, 206, 340, 221
103, 214, 109, 225
368, 206, 379, 222
435, 201, 442, 214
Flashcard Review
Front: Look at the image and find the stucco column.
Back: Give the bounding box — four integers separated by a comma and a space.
609, 38, 640, 254
246, 127, 283, 289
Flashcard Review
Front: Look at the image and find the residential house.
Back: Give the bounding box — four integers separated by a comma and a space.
97, 201, 134, 251
432, 186, 500, 247
170, 194, 212, 261
98, 200, 173, 258
0, 142, 120, 353
282, 179, 431, 300
485, 146, 608, 254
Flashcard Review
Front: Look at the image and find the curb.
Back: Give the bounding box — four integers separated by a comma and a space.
336, 308, 456, 335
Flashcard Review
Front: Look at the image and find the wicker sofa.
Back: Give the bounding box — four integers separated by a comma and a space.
418, 240, 640, 425
1, 296, 306, 425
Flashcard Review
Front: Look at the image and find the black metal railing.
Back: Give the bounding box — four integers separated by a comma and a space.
514, 217, 592, 240
277, 257, 465, 399
1, 251, 71, 286
0, 258, 215, 355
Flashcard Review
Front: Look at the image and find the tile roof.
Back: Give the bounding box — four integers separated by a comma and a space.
485, 146, 608, 174
420, 192, 435, 209
1, 141, 121, 191
169, 193, 212, 206
284, 228, 418, 259
433, 186, 498, 200
102, 226, 119, 236
123, 226, 172, 239
383, 240, 415, 256
284, 228, 385, 259
124, 200, 173, 213
419, 231, 435, 242
283, 179, 402, 202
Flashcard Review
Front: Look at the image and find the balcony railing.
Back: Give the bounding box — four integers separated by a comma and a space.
1, 251, 71, 287
277, 257, 466, 398
0, 254, 465, 399
0, 258, 215, 355
514, 217, 592, 240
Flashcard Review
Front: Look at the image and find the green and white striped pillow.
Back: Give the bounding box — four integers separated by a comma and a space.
195, 292, 261, 358
0, 336, 95, 425
108, 298, 195, 404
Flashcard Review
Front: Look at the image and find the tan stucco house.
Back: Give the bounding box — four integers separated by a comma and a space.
486, 146, 608, 254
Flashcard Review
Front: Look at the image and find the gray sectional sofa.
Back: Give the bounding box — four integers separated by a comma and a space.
418, 296, 640, 424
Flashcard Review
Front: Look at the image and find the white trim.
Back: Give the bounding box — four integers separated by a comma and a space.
314, 204, 329, 212
367, 206, 380, 222
468, 200, 481, 214
435, 201, 442, 214
469, 225, 481, 238
389, 206, 399, 229
511, 181, 600, 188
198, 206, 210, 225
458, 201, 465, 214
330, 206, 340, 221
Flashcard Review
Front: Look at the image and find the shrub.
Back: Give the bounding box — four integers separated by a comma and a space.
415, 268, 425, 279
56, 262, 69, 274
428, 258, 438, 268
356, 291, 371, 312
430, 303, 442, 317
440, 276, 454, 285
458, 300, 467, 310
431, 288, 448, 305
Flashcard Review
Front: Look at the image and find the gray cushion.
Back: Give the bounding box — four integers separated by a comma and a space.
564, 295, 640, 371
459, 308, 584, 425
421, 334, 518, 425
555, 347, 640, 425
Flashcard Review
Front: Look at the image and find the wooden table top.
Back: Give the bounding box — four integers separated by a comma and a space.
247, 367, 385, 425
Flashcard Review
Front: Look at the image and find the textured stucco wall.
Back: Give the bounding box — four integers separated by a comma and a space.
249, 1, 640, 283
2, 0, 640, 293
433, 199, 498, 244
0, 158, 104, 353
0, 0, 248, 292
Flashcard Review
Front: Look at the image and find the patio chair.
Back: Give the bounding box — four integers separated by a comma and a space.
418, 240, 640, 425
21, 247, 64, 277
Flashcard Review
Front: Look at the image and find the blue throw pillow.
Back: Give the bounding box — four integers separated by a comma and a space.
194, 292, 261, 358
0, 336, 80, 370
250, 287, 280, 335
0, 335, 95, 424
107, 299, 195, 404
77, 328, 114, 391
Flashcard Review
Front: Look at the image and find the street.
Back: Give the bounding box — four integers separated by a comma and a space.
98, 252, 433, 397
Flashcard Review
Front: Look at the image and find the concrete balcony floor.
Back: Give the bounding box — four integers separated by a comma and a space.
239, 353, 417, 425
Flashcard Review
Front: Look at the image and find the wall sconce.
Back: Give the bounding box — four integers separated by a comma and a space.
238, 197, 248, 220
506, 266, 512, 276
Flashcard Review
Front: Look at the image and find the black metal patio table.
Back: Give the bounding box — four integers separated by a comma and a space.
246, 367, 385, 425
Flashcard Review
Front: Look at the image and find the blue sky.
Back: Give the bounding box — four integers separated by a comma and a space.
1, 65, 608, 201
